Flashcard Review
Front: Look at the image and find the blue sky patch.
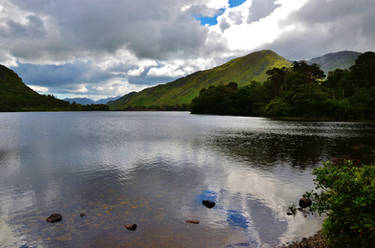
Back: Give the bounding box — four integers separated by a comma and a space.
229, 0, 247, 8
195, 0, 248, 26
195, 8, 225, 26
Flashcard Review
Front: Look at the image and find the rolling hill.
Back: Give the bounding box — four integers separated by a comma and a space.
108, 50, 291, 110
0, 64, 79, 111
107, 92, 137, 110
0, 65, 112, 111
307, 51, 361, 74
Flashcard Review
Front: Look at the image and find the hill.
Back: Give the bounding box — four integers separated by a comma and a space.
108, 50, 291, 110
307, 51, 361, 74
0, 64, 76, 111
107, 92, 137, 110
95, 96, 121, 105
0, 65, 109, 111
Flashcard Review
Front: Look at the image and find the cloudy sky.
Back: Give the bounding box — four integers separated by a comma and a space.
0, 0, 374, 100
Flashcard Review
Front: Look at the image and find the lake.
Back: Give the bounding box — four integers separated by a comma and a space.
0, 112, 374, 248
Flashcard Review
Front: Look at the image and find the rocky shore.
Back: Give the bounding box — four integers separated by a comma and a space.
281, 232, 327, 248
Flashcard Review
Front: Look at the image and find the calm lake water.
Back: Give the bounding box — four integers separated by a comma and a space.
1, 112, 375, 248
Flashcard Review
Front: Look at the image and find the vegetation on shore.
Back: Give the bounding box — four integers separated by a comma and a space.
0, 65, 109, 112
295, 159, 375, 248
112, 104, 190, 111
191, 52, 375, 121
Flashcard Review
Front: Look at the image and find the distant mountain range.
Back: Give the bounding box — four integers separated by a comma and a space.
109, 50, 361, 110
306, 51, 361, 74
63, 96, 121, 105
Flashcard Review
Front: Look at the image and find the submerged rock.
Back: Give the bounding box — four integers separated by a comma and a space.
287, 205, 297, 216
185, 219, 200, 224
124, 224, 137, 231
46, 213, 62, 223
299, 198, 312, 209
202, 200, 215, 208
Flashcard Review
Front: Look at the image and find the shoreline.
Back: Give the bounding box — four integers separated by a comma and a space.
280, 231, 327, 248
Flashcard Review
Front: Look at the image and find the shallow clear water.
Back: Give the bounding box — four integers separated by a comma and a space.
0, 112, 374, 248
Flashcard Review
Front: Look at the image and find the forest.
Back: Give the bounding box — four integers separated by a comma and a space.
191, 52, 375, 121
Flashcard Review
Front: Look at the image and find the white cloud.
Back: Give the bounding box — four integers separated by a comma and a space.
127, 66, 145, 77
53, 77, 149, 100
208, 0, 309, 51
147, 64, 187, 78
28, 84, 49, 93
206, 0, 228, 9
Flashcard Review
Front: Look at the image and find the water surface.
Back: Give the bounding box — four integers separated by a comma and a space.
0, 112, 374, 248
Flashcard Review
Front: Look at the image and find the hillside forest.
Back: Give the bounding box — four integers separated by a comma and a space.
191, 52, 375, 121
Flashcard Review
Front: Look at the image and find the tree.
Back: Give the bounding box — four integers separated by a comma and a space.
266, 67, 288, 97
350, 52, 375, 89
292, 61, 325, 84
325, 69, 352, 98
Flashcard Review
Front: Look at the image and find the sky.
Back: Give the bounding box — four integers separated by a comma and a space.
0, 0, 374, 100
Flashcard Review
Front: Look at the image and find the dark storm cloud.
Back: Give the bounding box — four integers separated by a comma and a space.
263, 0, 375, 60
247, 0, 280, 23
1, 15, 46, 38
12, 62, 112, 87
6, 0, 211, 61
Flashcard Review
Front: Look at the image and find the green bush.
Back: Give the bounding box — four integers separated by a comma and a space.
308, 160, 375, 247
264, 97, 290, 117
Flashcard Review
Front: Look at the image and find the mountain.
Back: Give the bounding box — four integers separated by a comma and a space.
307, 51, 361, 74
108, 50, 291, 110
64, 97, 95, 105
0, 64, 75, 111
95, 96, 121, 105
107, 92, 137, 110
64, 96, 120, 105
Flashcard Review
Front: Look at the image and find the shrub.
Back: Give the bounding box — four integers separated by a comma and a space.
307, 160, 375, 247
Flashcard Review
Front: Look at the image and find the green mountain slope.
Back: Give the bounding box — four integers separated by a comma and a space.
108, 50, 291, 109
107, 92, 137, 110
307, 51, 361, 74
0, 64, 76, 111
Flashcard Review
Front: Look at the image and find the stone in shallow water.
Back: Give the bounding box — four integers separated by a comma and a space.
46, 213, 62, 223
124, 224, 137, 231
202, 200, 215, 208
185, 219, 200, 224
299, 198, 312, 209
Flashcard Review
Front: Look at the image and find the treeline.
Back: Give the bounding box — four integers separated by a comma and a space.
191, 52, 375, 121
117, 104, 190, 111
